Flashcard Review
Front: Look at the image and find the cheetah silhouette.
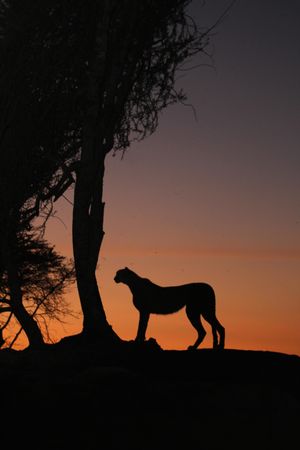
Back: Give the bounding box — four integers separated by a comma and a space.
114, 267, 225, 349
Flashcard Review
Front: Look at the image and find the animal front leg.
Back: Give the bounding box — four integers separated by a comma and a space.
135, 311, 150, 342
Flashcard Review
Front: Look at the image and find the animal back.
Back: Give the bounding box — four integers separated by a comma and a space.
148, 282, 215, 315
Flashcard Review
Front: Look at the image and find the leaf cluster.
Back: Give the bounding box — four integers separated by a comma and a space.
0, 229, 75, 317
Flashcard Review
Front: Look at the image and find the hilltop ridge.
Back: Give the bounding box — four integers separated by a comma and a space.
0, 345, 299, 449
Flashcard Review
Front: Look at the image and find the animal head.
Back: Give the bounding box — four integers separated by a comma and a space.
114, 267, 133, 284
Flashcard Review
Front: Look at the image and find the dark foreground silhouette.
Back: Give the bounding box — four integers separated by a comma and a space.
114, 267, 225, 349
0, 341, 299, 450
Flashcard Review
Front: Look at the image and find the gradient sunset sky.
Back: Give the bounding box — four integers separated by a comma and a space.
28, 0, 300, 355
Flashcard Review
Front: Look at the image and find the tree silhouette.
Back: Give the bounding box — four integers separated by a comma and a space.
0, 0, 79, 347
0, 227, 75, 348
0, 0, 211, 346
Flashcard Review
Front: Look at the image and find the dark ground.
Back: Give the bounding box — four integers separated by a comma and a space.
1, 340, 299, 450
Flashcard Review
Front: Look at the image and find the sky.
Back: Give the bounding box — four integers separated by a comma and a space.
14, 0, 300, 354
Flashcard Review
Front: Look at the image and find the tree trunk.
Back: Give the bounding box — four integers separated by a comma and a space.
73, 154, 105, 334
10, 293, 45, 348
7, 256, 44, 348
71, 3, 122, 345
72, 137, 120, 344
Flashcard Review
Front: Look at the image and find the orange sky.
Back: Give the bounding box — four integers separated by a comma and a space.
7, 1, 300, 355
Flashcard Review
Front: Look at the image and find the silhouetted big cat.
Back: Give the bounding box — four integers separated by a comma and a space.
114, 267, 225, 349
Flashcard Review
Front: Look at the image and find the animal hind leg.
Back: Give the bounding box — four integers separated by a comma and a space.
186, 305, 206, 350
211, 324, 218, 349
216, 318, 225, 349
202, 311, 225, 349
